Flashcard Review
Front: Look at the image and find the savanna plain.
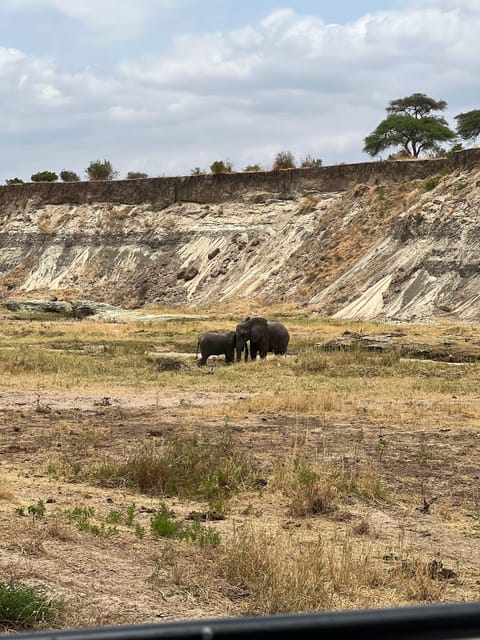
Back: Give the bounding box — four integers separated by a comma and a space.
0, 304, 479, 632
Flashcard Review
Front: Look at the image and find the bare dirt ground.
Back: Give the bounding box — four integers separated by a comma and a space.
1, 386, 479, 630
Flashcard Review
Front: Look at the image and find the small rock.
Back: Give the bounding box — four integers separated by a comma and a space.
208, 248, 220, 260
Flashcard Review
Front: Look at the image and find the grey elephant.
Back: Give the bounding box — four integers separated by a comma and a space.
266, 320, 290, 355
236, 317, 290, 362
196, 330, 236, 366
236, 317, 268, 361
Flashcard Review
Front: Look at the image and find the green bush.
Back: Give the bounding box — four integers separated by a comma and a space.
182, 519, 221, 548
0, 580, 63, 630
60, 170, 80, 182
126, 171, 148, 179
243, 164, 262, 172
210, 160, 233, 174
85, 159, 118, 181
5, 177, 24, 185
31, 171, 58, 182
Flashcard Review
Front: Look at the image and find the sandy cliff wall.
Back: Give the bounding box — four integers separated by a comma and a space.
1, 150, 480, 320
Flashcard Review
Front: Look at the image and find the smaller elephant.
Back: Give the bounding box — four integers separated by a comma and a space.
196, 331, 236, 366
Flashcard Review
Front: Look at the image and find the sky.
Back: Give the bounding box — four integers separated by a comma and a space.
1, 0, 479, 182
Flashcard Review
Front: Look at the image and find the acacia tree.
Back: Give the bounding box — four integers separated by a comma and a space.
454, 110, 480, 143
363, 93, 456, 158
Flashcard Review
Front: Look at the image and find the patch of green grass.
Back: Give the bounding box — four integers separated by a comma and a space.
125, 504, 136, 527
15, 500, 46, 523
295, 344, 401, 377
105, 509, 121, 524
150, 503, 220, 547
423, 175, 441, 191
0, 580, 64, 630
65, 506, 118, 538
150, 504, 182, 538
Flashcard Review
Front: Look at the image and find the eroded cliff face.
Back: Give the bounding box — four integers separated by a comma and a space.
0, 151, 479, 320
310, 163, 480, 321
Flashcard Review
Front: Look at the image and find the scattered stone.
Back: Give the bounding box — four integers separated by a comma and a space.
208, 247, 220, 260
177, 265, 199, 281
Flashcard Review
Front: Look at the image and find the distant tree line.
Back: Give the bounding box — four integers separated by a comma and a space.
5, 96, 480, 185
4, 160, 148, 185
195, 152, 322, 176
4, 152, 324, 185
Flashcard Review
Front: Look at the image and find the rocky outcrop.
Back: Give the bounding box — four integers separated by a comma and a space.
0, 150, 480, 320
310, 162, 480, 321
3, 299, 206, 322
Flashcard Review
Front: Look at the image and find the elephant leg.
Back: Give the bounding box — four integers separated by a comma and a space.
250, 344, 258, 360
197, 347, 210, 366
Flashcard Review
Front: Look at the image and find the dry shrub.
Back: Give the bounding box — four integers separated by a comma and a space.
148, 544, 234, 613
352, 518, 371, 536
44, 518, 78, 542
297, 196, 319, 214
91, 431, 257, 508
221, 526, 379, 614
274, 454, 389, 517
389, 555, 448, 602
0, 484, 14, 501
277, 460, 339, 517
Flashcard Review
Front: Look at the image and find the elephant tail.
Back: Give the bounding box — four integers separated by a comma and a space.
195, 338, 200, 360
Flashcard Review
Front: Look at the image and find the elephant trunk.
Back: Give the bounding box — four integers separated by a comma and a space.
236, 335, 246, 362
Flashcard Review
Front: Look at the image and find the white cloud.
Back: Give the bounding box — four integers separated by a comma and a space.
1, 3, 480, 182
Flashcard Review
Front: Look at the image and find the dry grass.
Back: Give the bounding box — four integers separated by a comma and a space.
273, 446, 389, 517
0, 484, 14, 501
218, 526, 450, 614
0, 309, 479, 627
297, 195, 319, 214
240, 390, 341, 416
87, 431, 258, 510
